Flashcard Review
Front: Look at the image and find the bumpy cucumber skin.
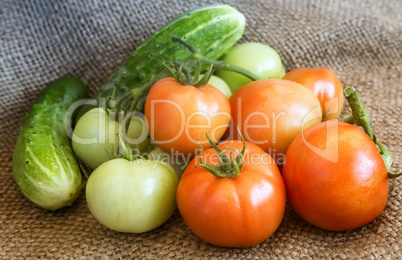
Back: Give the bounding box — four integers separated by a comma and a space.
80, 4, 245, 114
12, 76, 89, 210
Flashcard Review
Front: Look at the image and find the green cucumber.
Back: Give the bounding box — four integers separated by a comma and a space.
12, 76, 89, 210
78, 4, 245, 116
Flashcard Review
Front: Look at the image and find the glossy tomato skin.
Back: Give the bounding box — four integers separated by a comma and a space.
282, 121, 389, 231
228, 79, 322, 164
177, 140, 286, 247
145, 77, 231, 156
283, 68, 344, 121
216, 42, 286, 92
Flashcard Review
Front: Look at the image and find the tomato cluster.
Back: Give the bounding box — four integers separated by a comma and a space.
72, 40, 396, 248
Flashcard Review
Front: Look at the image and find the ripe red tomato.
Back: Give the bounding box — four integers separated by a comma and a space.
282, 67, 344, 121
228, 79, 322, 164
282, 121, 389, 231
176, 140, 286, 247
145, 77, 231, 156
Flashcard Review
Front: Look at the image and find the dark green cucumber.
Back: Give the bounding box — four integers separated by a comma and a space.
12, 76, 89, 210
78, 4, 245, 116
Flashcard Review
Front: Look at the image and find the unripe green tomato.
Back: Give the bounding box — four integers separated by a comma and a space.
73, 109, 153, 169
86, 158, 179, 233
72, 108, 119, 169
200, 74, 232, 98
125, 116, 151, 154
216, 42, 286, 92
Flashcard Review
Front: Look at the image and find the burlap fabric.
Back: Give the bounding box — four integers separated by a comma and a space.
1, 0, 401, 258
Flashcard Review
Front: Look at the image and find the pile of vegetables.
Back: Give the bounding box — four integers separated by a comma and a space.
12, 4, 400, 248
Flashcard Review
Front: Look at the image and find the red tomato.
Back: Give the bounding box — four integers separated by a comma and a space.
282, 121, 389, 231
176, 140, 286, 247
282, 67, 344, 121
228, 79, 322, 164
145, 77, 231, 156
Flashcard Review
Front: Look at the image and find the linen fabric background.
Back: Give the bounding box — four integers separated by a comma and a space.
1, 0, 401, 258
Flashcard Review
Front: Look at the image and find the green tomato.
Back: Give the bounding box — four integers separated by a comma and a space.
200, 74, 232, 98
86, 158, 179, 233
72, 108, 119, 169
216, 42, 286, 92
125, 116, 151, 154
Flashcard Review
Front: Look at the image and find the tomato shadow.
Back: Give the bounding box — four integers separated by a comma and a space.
276, 201, 390, 248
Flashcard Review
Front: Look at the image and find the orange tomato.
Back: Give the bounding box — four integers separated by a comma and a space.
282, 67, 344, 120
144, 77, 231, 156
177, 140, 286, 247
228, 79, 322, 164
282, 121, 389, 231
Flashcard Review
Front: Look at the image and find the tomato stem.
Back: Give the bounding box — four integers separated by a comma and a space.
342, 87, 374, 139
197, 126, 246, 178
322, 109, 330, 120
199, 57, 261, 81
120, 70, 169, 113
342, 86, 401, 179
79, 164, 89, 180
171, 36, 199, 54
116, 134, 133, 161
171, 36, 261, 82
193, 64, 216, 87
116, 36, 261, 111
340, 116, 354, 124
375, 137, 401, 178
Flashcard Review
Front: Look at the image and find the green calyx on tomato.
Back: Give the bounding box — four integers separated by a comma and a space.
160, 37, 260, 88
177, 135, 286, 247
198, 128, 246, 178
340, 86, 401, 178
114, 36, 260, 116
142, 37, 263, 157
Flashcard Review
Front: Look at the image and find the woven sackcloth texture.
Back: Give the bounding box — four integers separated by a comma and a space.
1, 0, 401, 258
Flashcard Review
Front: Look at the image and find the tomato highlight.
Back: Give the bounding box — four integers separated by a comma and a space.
283, 67, 344, 121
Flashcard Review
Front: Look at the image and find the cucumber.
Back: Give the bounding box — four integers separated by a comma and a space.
78, 4, 245, 116
12, 76, 89, 210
